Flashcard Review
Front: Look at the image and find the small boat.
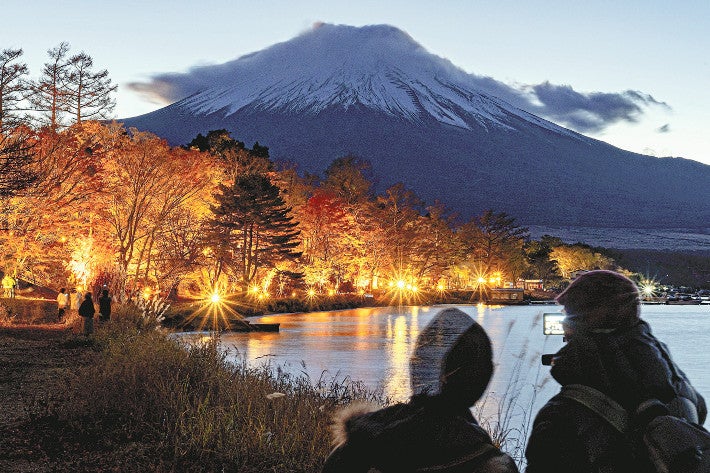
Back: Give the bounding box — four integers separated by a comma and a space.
229, 321, 280, 332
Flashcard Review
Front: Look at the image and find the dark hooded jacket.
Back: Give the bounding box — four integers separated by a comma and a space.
322, 308, 519, 473
525, 319, 707, 473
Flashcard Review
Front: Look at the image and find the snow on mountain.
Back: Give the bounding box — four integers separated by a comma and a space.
176, 24, 579, 139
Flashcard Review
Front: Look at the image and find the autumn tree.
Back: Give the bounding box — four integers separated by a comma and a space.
322, 156, 374, 208
409, 201, 459, 287
375, 183, 424, 284
0, 127, 38, 197
299, 189, 357, 291
524, 235, 562, 284
0, 123, 106, 286
99, 128, 210, 291
187, 129, 272, 182
208, 173, 301, 292
153, 209, 209, 296
0, 49, 36, 197
458, 210, 529, 279
551, 243, 615, 278
64, 52, 117, 123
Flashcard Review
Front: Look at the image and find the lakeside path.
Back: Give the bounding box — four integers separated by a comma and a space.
0, 324, 95, 473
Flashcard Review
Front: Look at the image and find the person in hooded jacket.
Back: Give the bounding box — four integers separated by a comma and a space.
322, 307, 519, 473
525, 270, 707, 473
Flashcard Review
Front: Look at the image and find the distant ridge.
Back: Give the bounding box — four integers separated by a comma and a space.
121, 23, 710, 229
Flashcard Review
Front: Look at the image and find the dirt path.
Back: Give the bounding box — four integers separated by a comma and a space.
0, 324, 94, 472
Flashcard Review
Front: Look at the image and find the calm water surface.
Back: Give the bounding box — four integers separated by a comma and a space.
210, 304, 710, 426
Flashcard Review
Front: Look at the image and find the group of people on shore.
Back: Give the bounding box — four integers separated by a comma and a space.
322, 270, 708, 472
56, 287, 112, 335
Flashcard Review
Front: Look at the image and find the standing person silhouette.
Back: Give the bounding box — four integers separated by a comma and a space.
322, 308, 518, 473
98, 289, 111, 322
525, 270, 706, 472
56, 288, 70, 322
78, 292, 95, 336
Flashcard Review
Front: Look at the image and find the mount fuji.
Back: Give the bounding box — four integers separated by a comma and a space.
121, 24, 710, 230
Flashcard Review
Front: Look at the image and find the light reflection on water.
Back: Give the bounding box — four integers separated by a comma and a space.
214, 304, 710, 427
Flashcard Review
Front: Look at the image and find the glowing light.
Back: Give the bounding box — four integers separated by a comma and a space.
477, 277, 487, 284
307, 288, 316, 298
328, 289, 335, 296
143, 289, 151, 300
250, 285, 260, 294
396, 280, 406, 289
210, 292, 220, 303
437, 283, 445, 291
639, 277, 658, 299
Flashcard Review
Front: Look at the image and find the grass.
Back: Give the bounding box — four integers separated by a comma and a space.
472, 313, 549, 469
8, 303, 381, 472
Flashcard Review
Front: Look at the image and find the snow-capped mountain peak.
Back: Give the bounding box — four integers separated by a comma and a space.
176, 23, 576, 137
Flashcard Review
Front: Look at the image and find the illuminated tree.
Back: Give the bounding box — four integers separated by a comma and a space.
299, 189, 356, 290
458, 210, 529, 276
0, 122, 107, 286
209, 173, 301, 292
0, 50, 37, 197
375, 183, 424, 284
153, 209, 209, 296
187, 129, 272, 182
0, 127, 38, 196
410, 201, 459, 286
551, 243, 614, 278
322, 156, 374, 207
100, 129, 209, 291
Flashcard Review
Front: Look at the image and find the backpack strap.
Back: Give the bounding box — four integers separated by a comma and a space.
415, 442, 502, 472
560, 384, 631, 434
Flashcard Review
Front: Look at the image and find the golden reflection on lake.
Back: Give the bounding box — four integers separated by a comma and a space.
215, 304, 709, 418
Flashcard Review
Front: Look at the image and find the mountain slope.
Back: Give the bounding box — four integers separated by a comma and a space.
121, 24, 710, 228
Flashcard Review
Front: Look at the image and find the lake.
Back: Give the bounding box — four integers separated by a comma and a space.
204, 304, 710, 430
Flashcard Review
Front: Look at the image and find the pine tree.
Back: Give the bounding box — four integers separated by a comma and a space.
0, 49, 36, 195
0, 48, 30, 132
30, 42, 71, 131
209, 173, 301, 291
64, 52, 117, 123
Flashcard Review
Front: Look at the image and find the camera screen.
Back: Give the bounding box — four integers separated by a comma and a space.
543, 313, 565, 335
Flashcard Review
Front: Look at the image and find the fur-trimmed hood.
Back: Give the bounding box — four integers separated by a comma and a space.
327, 396, 513, 472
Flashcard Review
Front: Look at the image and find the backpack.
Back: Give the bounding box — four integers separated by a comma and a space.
560, 383, 710, 473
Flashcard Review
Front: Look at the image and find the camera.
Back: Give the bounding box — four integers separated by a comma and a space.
542, 313, 565, 335
542, 313, 565, 366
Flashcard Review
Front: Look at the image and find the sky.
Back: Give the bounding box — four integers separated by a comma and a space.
2, 0, 709, 164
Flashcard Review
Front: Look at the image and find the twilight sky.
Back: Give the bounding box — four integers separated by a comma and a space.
2, 0, 708, 164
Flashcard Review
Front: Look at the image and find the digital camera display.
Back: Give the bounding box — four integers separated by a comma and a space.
543, 313, 565, 335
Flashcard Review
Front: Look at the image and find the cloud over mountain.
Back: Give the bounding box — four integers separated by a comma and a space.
128, 23, 666, 134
